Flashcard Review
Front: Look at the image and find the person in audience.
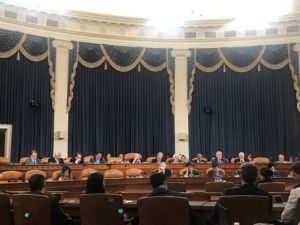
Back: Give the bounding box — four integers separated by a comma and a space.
276, 154, 289, 164
257, 167, 273, 185
183, 162, 200, 178
70, 152, 83, 164
181, 154, 189, 163
132, 153, 142, 164
211, 151, 228, 164
247, 154, 255, 162
90, 152, 106, 164
148, 173, 198, 225
25, 150, 41, 165
192, 154, 207, 163
234, 152, 249, 163
168, 153, 183, 163
29, 174, 71, 225
155, 162, 172, 177
211, 163, 272, 224
207, 162, 225, 178
268, 162, 280, 177
58, 166, 73, 181
281, 162, 300, 224
85, 172, 105, 193
48, 152, 64, 164
151, 152, 164, 163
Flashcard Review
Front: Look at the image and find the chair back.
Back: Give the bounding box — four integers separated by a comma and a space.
124, 153, 137, 161
108, 157, 122, 164
40, 157, 49, 164
138, 196, 189, 225
83, 155, 92, 164
258, 182, 285, 192
80, 194, 124, 225
19, 157, 29, 165
0, 171, 23, 183
0, 193, 11, 225
146, 157, 156, 163
52, 170, 62, 180
219, 195, 269, 225
64, 157, 72, 164
167, 182, 187, 192
253, 157, 270, 164
24, 170, 47, 182
166, 158, 173, 163
125, 168, 144, 178
0, 157, 9, 165
104, 169, 123, 179
12, 194, 52, 225
205, 182, 235, 192
80, 168, 98, 180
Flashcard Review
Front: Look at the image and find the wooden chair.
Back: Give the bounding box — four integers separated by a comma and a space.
24, 170, 47, 182
83, 155, 92, 164
40, 157, 49, 164
104, 169, 124, 179
253, 157, 270, 164
80, 168, 98, 180
12, 194, 52, 225
80, 194, 125, 225
52, 170, 62, 180
258, 182, 285, 192
166, 158, 174, 163
138, 196, 189, 225
125, 168, 144, 178
205, 182, 235, 192
0, 171, 23, 183
108, 157, 122, 164
0, 193, 11, 225
167, 182, 187, 192
19, 157, 29, 165
64, 157, 72, 164
124, 153, 137, 161
146, 157, 156, 163
218, 195, 270, 225
0, 157, 9, 165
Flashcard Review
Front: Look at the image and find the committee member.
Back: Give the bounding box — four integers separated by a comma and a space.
25, 150, 41, 165
192, 154, 207, 163
152, 152, 164, 163
48, 152, 64, 164
155, 162, 172, 177
234, 152, 249, 163
90, 152, 106, 164
183, 162, 200, 178
211, 151, 228, 164
168, 154, 183, 163
70, 152, 83, 164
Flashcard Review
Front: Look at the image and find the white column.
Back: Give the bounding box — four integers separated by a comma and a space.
171, 49, 191, 159
52, 40, 73, 158
293, 43, 300, 75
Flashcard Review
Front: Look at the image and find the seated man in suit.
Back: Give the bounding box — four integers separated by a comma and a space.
25, 150, 41, 165
281, 162, 300, 225
70, 152, 83, 164
207, 162, 225, 178
168, 153, 183, 164
90, 152, 106, 164
131, 153, 142, 164
234, 152, 249, 164
151, 152, 164, 163
211, 151, 228, 164
29, 174, 71, 225
276, 154, 289, 164
211, 163, 272, 224
183, 162, 200, 178
148, 173, 199, 225
155, 162, 172, 177
48, 152, 64, 164
192, 153, 207, 163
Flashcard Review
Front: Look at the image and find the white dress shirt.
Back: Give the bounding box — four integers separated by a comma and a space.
281, 186, 300, 224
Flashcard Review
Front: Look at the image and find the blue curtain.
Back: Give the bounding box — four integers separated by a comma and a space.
68, 63, 174, 157
189, 65, 300, 160
0, 53, 53, 162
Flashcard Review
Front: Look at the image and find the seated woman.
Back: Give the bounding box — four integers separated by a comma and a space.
267, 162, 280, 177
257, 167, 273, 185
183, 162, 200, 178
58, 166, 73, 181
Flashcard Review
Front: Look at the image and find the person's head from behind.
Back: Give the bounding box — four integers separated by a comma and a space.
240, 163, 258, 184
289, 162, 300, 182
29, 174, 45, 193
86, 172, 105, 194
61, 166, 72, 178
150, 173, 166, 189
31, 150, 38, 160
157, 152, 163, 160
259, 167, 273, 180
216, 151, 223, 160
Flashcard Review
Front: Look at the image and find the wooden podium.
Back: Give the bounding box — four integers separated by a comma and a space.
0, 124, 12, 161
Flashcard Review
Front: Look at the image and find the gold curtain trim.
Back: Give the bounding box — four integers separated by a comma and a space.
196, 60, 223, 73
47, 38, 55, 110
188, 67, 196, 113
0, 34, 27, 58
166, 49, 175, 114
67, 43, 80, 113
20, 47, 48, 62
140, 59, 167, 72
288, 44, 300, 112
260, 58, 289, 70
100, 44, 146, 72
218, 46, 266, 73
78, 54, 106, 68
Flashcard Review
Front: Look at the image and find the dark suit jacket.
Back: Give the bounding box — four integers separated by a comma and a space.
155, 168, 172, 178
48, 157, 64, 164
233, 158, 249, 163
90, 156, 106, 164
70, 158, 83, 164
151, 158, 165, 163
24, 158, 41, 165
31, 192, 70, 225
211, 158, 228, 164
256, 178, 272, 186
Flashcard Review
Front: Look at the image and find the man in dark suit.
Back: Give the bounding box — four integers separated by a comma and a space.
151, 152, 165, 163
70, 152, 83, 164
148, 173, 199, 225
29, 174, 71, 225
211, 151, 228, 164
25, 150, 41, 165
48, 152, 64, 164
234, 152, 249, 163
90, 152, 106, 164
155, 162, 172, 177
211, 163, 272, 224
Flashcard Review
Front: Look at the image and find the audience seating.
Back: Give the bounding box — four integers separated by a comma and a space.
0, 193, 11, 225
108, 157, 123, 164
146, 157, 156, 163
205, 182, 235, 192
19, 157, 29, 165
52, 170, 62, 180
218, 195, 270, 225
40, 157, 49, 164
24, 170, 47, 182
167, 182, 186, 192
64, 157, 72, 164
104, 169, 124, 179
0, 157, 9, 165
125, 168, 144, 178
258, 182, 285, 192
80, 194, 125, 225
253, 157, 270, 164
80, 168, 98, 180
138, 196, 189, 225
0, 171, 23, 183
12, 194, 52, 225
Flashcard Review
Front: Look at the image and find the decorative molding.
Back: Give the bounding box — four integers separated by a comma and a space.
52, 40, 74, 50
